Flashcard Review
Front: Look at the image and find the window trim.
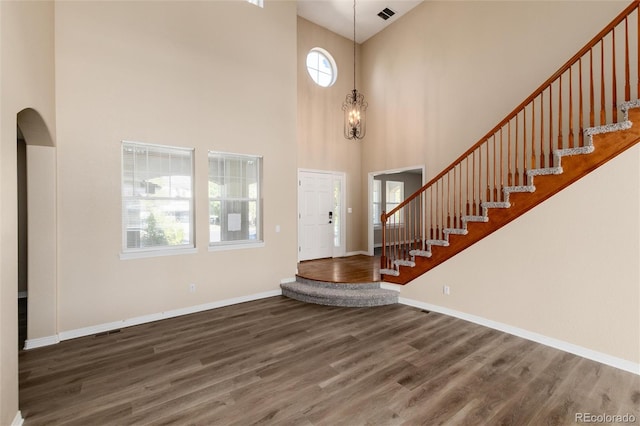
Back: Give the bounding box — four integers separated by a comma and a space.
208, 151, 263, 249
120, 247, 198, 261
208, 242, 265, 252
373, 179, 405, 228
121, 140, 195, 258
306, 47, 338, 88
373, 179, 382, 227
385, 180, 405, 224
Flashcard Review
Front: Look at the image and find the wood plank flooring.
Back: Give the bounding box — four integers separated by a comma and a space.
297, 255, 380, 283
19, 297, 639, 425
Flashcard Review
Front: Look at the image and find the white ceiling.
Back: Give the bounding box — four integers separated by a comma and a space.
297, 0, 424, 44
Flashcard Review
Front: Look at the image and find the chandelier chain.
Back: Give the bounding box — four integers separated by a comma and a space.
353, 0, 356, 90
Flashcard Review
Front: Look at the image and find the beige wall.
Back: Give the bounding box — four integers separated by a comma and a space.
297, 17, 365, 252
54, 1, 297, 332
362, 1, 626, 177
26, 145, 58, 341
2, 1, 297, 420
361, 1, 638, 364
0, 1, 56, 423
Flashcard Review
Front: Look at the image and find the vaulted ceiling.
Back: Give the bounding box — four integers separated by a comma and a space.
296, 0, 423, 43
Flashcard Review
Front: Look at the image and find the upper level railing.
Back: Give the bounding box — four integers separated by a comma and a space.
381, 0, 640, 275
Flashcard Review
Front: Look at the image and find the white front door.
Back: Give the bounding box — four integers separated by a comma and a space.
298, 171, 334, 261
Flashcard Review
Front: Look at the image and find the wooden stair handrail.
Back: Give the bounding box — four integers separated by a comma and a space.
383, 0, 640, 222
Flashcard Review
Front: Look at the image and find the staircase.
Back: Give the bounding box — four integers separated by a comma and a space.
381, 0, 640, 285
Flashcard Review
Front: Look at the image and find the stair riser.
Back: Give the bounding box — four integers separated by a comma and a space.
282, 290, 398, 307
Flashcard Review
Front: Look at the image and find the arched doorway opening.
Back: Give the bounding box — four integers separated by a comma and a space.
16, 107, 57, 351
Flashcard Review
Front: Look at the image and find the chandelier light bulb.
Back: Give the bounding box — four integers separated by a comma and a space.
349, 109, 360, 126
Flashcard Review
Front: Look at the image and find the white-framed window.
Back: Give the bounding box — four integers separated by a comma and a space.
386, 180, 404, 223
306, 48, 337, 87
209, 152, 262, 248
373, 179, 405, 225
373, 179, 382, 226
121, 141, 194, 256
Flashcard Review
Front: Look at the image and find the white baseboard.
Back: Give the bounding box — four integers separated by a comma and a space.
11, 411, 24, 426
26, 289, 636, 376
280, 277, 296, 284
380, 282, 402, 292
24, 335, 61, 350
27, 290, 282, 348
399, 297, 640, 376
59, 289, 283, 342
345, 250, 369, 256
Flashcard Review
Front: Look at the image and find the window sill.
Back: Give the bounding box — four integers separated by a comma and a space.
120, 247, 198, 260
209, 241, 265, 252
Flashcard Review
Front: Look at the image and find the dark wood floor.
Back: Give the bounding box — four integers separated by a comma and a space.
19, 297, 639, 425
298, 255, 380, 283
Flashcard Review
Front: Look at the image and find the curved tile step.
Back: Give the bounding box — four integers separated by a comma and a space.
281, 279, 398, 307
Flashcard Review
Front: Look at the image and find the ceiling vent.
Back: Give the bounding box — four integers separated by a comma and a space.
377, 7, 396, 21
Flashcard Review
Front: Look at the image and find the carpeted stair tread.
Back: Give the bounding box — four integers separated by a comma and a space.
295, 277, 380, 290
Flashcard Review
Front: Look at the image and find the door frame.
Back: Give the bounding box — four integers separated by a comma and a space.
297, 168, 346, 262
367, 165, 426, 256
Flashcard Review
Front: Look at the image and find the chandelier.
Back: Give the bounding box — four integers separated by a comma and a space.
342, 0, 367, 140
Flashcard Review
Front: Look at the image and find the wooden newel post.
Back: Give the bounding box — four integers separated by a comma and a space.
380, 211, 387, 269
